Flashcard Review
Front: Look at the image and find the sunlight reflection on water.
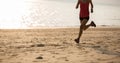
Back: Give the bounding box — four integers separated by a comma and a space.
0, 0, 120, 29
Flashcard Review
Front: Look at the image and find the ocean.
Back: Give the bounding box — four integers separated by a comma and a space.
0, 0, 120, 29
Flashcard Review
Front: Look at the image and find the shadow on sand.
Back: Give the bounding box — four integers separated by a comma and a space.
76, 43, 120, 56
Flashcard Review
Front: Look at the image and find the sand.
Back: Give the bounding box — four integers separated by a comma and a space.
0, 27, 120, 63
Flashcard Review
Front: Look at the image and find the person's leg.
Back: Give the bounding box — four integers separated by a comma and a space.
83, 20, 96, 30
82, 17, 91, 30
75, 17, 96, 44
78, 19, 88, 39
83, 24, 91, 30
75, 19, 88, 43
90, 21, 96, 27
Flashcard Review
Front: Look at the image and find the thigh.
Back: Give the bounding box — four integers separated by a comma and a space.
80, 17, 89, 24
81, 19, 88, 25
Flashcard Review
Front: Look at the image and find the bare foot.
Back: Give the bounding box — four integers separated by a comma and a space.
74, 38, 80, 44
91, 21, 96, 27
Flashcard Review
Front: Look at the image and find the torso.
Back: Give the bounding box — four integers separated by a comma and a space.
81, 0, 90, 3
80, 0, 90, 17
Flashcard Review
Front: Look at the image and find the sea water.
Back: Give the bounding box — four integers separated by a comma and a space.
0, 0, 120, 29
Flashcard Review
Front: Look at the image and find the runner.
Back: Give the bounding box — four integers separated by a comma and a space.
75, 0, 96, 44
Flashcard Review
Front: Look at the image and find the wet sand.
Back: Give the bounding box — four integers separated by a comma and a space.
0, 28, 120, 63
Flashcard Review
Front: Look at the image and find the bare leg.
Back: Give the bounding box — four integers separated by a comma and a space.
84, 21, 96, 30
78, 19, 88, 39
83, 24, 91, 30
75, 19, 88, 43
75, 20, 96, 43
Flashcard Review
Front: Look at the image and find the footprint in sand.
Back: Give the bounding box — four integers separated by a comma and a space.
93, 46, 120, 56
33, 56, 43, 62
0, 59, 2, 63
93, 45, 101, 48
36, 56, 43, 59
48, 50, 59, 54
118, 38, 120, 40
57, 57, 69, 61
48, 44, 61, 47
31, 44, 45, 47
36, 44, 45, 47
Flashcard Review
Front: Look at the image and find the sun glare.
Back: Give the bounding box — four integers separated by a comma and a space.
0, 0, 28, 29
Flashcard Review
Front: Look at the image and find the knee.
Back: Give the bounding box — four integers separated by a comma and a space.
80, 24, 84, 29
80, 24, 86, 31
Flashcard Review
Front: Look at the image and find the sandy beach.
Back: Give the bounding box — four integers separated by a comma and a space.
0, 27, 120, 63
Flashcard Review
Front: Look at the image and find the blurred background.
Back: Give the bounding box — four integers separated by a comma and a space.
0, 0, 120, 29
